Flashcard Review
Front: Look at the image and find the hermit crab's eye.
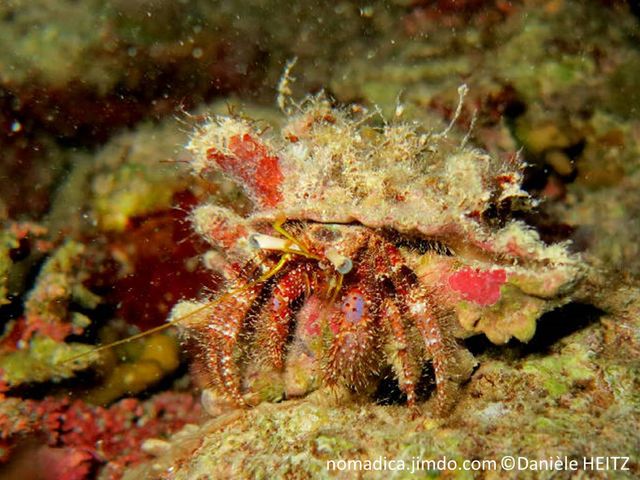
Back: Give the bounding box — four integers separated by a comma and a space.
325, 247, 352, 274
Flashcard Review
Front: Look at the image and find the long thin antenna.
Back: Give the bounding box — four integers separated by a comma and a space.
60, 221, 312, 366
60, 255, 290, 365
59, 297, 224, 364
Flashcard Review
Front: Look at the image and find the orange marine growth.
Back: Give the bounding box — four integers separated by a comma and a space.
206, 133, 283, 208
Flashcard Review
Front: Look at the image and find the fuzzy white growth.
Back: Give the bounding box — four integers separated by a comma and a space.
186, 92, 579, 275
325, 247, 353, 274
168, 300, 210, 331
186, 115, 259, 175
277, 57, 298, 113
409, 302, 427, 315
188, 92, 536, 241
437, 83, 469, 139
493, 222, 578, 266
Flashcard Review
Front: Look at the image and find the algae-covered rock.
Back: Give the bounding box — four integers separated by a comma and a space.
0, 240, 102, 388
24, 241, 101, 328
87, 120, 192, 232
129, 288, 640, 479
0, 230, 18, 307
0, 336, 96, 387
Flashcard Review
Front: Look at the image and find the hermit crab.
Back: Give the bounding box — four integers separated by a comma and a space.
166, 87, 584, 415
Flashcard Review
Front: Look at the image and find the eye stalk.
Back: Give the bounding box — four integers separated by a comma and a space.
325, 248, 353, 274
248, 231, 350, 273
249, 233, 303, 253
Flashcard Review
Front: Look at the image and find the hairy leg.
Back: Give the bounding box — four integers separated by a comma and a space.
324, 252, 382, 390
378, 235, 476, 414
257, 262, 313, 369
200, 283, 263, 406
380, 298, 422, 412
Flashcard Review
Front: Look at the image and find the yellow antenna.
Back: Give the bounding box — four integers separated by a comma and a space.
273, 217, 313, 255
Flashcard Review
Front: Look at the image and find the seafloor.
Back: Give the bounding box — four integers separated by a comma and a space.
0, 1, 638, 479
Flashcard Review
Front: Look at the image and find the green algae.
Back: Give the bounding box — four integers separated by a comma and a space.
0, 0, 112, 89
522, 343, 595, 399
81, 332, 181, 405
87, 119, 191, 231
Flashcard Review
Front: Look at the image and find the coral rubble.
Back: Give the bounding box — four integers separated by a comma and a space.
0, 391, 202, 479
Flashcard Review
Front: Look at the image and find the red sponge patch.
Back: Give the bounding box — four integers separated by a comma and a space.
448, 267, 507, 306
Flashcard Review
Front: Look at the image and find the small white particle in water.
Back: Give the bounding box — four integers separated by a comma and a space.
360, 6, 374, 17
192, 47, 203, 59
11, 120, 21, 132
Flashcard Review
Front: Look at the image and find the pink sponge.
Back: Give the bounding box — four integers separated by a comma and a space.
448, 267, 507, 306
